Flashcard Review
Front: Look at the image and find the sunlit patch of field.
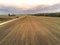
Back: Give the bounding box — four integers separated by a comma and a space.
0, 16, 60, 45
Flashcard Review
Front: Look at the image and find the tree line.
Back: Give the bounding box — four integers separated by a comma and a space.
33, 13, 60, 17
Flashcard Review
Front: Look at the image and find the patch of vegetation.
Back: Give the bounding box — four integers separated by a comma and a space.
33, 12, 60, 17
0, 15, 14, 23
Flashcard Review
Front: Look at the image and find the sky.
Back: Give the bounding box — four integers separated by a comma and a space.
0, 0, 60, 14
0, 0, 60, 9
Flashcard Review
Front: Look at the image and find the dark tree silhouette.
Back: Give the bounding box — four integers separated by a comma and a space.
8, 14, 10, 16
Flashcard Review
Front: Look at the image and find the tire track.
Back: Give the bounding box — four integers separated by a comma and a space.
0, 16, 60, 45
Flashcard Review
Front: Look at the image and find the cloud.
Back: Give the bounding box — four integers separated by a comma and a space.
0, 0, 60, 6
0, 3, 60, 14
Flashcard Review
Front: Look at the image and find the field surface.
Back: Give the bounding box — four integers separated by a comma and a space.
0, 15, 13, 23
0, 16, 60, 45
0, 15, 19, 23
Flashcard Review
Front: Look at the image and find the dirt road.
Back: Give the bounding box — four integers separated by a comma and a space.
0, 16, 60, 45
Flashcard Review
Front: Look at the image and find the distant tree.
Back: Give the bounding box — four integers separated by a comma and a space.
8, 14, 10, 16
